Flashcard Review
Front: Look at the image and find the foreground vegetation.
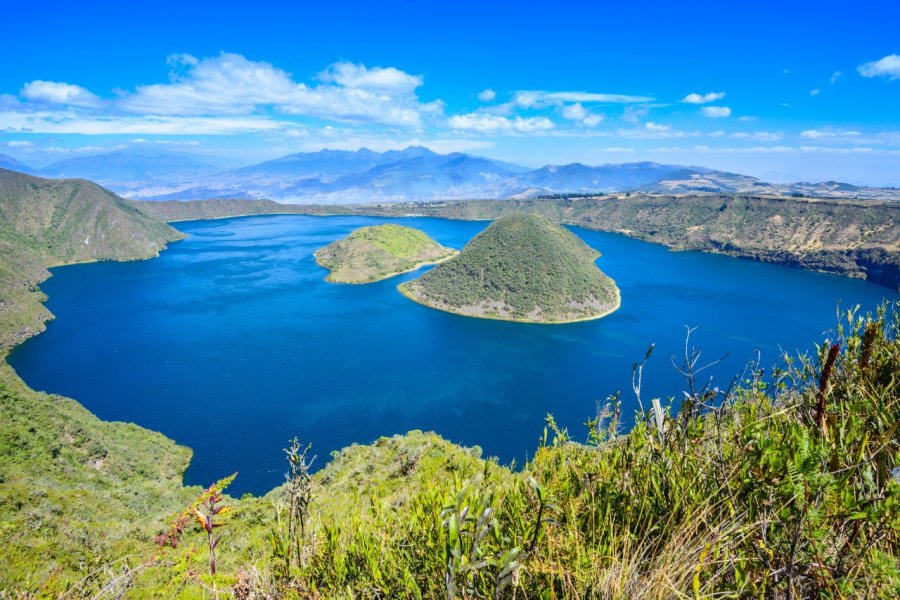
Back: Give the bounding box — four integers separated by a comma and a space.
315, 224, 456, 283
401, 214, 620, 323
135, 195, 900, 289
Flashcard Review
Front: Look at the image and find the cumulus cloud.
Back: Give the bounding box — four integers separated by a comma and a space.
858, 54, 900, 80
14, 53, 440, 129
319, 62, 422, 93
560, 102, 603, 127
447, 112, 554, 133
121, 53, 439, 126
810, 89, 820, 96
681, 91, 725, 104
21, 81, 100, 108
477, 89, 496, 102
701, 106, 732, 118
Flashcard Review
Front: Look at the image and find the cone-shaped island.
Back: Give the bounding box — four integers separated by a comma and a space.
315, 223, 457, 283
399, 214, 620, 323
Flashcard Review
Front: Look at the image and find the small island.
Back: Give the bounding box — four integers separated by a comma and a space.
399, 214, 620, 323
315, 223, 457, 283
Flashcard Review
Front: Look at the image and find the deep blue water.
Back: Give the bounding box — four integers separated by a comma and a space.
9, 215, 898, 495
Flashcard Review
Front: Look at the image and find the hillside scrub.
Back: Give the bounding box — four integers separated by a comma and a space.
401, 214, 620, 323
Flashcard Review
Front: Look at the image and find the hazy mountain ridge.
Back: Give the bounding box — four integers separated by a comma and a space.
3, 147, 899, 202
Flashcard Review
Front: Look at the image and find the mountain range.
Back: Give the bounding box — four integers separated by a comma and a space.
3, 147, 898, 203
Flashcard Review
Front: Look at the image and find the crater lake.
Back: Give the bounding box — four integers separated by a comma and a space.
9, 215, 899, 494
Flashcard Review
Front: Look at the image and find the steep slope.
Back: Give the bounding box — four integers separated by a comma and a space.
0, 168, 184, 349
400, 214, 620, 323
315, 224, 457, 283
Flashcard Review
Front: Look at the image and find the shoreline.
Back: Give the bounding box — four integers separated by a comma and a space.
317, 249, 459, 284
397, 283, 622, 325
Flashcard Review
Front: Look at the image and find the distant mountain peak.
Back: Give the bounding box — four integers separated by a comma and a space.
0, 153, 35, 175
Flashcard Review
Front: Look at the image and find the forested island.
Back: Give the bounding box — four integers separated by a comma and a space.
400, 214, 620, 323
314, 223, 456, 283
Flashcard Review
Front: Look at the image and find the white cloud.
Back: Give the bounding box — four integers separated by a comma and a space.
560, 103, 604, 127
6, 140, 33, 147
561, 103, 587, 120
810, 89, 820, 96
681, 91, 725, 104
319, 62, 423, 93
858, 54, 900, 80
801, 128, 862, 139
447, 112, 554, 133
622, 105, 649, 123
21, 81, 100, 108
829, 71, 842, 84
730, 131, 784, 141
121, 53, 439, 126
701, 106, 731, 118
15, 54, 441, 130
0, 110, 300, 135
645, 121, 670, 132
477, 89, 496, 102
512, 90, 653, 109
543, 91, 654, 103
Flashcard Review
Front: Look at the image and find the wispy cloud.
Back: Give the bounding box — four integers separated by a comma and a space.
858, 54, 900, 80
681, 91, 725, 104
447, 112, 554, 133
701, 106, 731, 118
829, 71, 842, 84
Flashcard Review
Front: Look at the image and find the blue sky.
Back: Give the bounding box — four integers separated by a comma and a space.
1, 0, 898, 184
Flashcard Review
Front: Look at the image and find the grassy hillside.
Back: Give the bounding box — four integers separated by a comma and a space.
132, 195, 900, 288
315, 224, 457, 283
131, 198, 297, 222
0, 168, 184, 350
401, 214, 619, 323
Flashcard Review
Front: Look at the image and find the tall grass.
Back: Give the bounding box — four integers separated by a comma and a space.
239, 304, 897, 598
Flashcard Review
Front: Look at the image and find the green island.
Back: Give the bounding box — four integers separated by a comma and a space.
400, 214, 620, 323
0, 169, 898, 597
314, 223, 457, 284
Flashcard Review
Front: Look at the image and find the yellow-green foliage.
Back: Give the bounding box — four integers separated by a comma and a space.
0, 362, 195, 596
349, 224, 440, 257
315, 224, 455, 283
